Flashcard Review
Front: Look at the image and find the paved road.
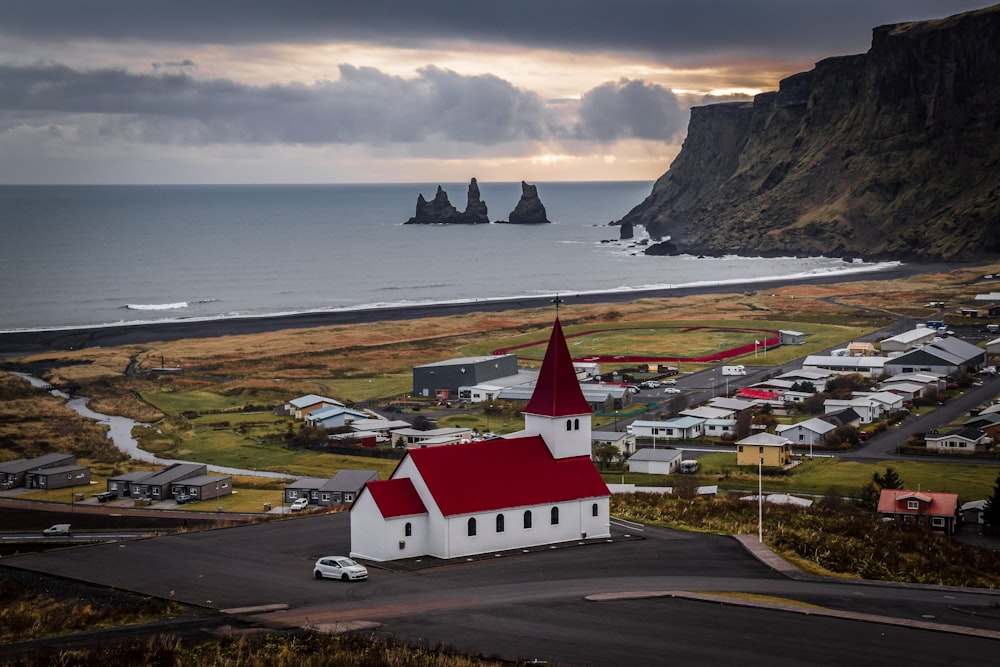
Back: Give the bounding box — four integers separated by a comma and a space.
3, 511, 999, 665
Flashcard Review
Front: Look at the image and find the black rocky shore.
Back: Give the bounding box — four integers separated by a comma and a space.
405, 178, 550, 225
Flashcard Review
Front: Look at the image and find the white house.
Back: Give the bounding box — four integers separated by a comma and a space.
286, 394, 344, 419
628, 417, 704, 441
925, 427, 986, 455
823, 397, 885, 424
775, 417, 836, 446
627, 448, 682, 475
350, 319, 610, 562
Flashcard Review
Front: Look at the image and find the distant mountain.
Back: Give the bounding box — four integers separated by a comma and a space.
618, 4, 1000, 261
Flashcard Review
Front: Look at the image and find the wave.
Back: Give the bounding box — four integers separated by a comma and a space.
124, 302, 189, 311
1, 259, 904, 335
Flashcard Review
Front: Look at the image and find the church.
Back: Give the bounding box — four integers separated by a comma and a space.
350, 319, 611, 562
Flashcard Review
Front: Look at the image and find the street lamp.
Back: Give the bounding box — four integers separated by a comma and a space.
758, 457, 764, 543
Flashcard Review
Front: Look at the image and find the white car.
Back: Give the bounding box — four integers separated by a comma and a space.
289, 498, 310, 512
43, 523, 71, 536
663, 387, 682, 394
314, 556, 368, 581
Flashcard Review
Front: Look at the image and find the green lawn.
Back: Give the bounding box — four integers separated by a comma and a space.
610, 453, 998, 501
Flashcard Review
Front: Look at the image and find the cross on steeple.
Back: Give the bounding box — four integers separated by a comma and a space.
551, 294, 564, 317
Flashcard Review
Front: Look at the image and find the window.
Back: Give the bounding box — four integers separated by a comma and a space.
551, 507, 559, 525
496, 514, 505, 533
566, 419, 572, 431
524, 510, 532, 529
759, 446, 764, 453
405, 522, 412, 537
932, 517, 945, 528
907, 500, 919, 510
574, 418, 580, 430
468, 517, 477, 536
592, 503, 599, 517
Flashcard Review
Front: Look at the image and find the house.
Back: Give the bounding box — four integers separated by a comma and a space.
776, 368, 833, 384
627, 448, 682, 475
702, 418, 737, 438
740, 493, 813, 507
413, 354, 520, 399
963, 412, 1000, 440
735, 388, 784, 406
854, 391, 906, 413
775, 417, 836, 447
106, 470, 157, 498
591, 430, 636, 457
23, 464, 91, 490
628, 417, 704, 441
822, 407, 862, 427
707, 397, 757, 414
305, 405, 369, 429
285, 470, 379, 506
877, 489, 960, 533
350, 319, 610, 562
823, 396, 885, 424
350, 418, 411, 442
883, 336, 987, 377
877, 381, 926, 401
924, 427, 986, 455
498, 382, 632, 413
286, 394, 344, 419
735, 432, 792, 467
0, 453, 75, 489
779, 330, 806, 345
846, 341, 877, 357
129, 463, 207, 501
170, 474, 232, 502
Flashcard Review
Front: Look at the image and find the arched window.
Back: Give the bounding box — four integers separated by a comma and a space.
404, 522, 412, 537
468, 517, 477, 536
592, 503, 599, 517
524, 510, 532, 529
566, 419, 572, 431
496, 514, 505, 533
574, 418, 580, 430
550, 506, 559, 525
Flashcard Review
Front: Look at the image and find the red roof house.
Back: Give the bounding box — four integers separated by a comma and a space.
877, 489, 961, 534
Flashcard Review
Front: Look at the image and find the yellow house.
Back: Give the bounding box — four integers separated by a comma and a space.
736, 432, 793, 467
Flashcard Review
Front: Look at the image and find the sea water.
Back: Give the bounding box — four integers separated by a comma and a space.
0, 182, 894, 332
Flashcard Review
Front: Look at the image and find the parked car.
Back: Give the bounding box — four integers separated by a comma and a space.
96, 491, 117, 503
663, 387, 682, 394
42, 524, 71, 536
175, 494, 192, 505
662, 379, 677, 385
639, 381, 660, 389
314, 556, 368, 581
290, 498, 310, 511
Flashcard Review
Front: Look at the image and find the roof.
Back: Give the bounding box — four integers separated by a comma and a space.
416, 354, 512, 368
708, 397, 757, 410
628, 448, 681, 462
680, 406, 732, 420
288, 394, 342, 409
926, 427, 985, 442
173, 474, 229, 486
323, 469, 378, 492
523, 319, 592, 418
776, 417, 836, 435
736, 432, 791, 447
26, 464, 87, 475
877, 489, 959, 516
139, 463, 206, 486
736, 388, 782, 400
364, 478, 428, 518
0, 453, 74, 475
407, 435, 609, 516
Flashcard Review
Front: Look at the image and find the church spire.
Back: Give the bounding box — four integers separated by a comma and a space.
523, 318, 592, 418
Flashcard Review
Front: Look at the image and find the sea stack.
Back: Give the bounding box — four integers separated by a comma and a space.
502, 181, 550, 224
404, 178, 489, 224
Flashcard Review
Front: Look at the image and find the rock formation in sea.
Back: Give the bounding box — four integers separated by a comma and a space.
615, 4, 1000, 261
499, 181, 551, 224
405, 178, 490, 224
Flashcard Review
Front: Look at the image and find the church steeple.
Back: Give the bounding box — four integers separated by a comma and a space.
523, 318, 593, 459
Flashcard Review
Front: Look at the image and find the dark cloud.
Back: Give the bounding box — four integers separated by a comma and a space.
0, 63, 564, 146
0, 1, 993, 62
575, 79, 685, 141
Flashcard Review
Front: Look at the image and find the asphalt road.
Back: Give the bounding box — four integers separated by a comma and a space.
4, 511, 999, 665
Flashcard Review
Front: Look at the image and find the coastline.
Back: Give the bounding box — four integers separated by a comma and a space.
0, 261, 957, 359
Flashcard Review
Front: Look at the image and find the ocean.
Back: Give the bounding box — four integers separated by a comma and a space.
0, 182, 896, 332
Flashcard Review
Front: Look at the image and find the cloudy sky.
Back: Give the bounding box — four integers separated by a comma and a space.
0, 0, 993, 184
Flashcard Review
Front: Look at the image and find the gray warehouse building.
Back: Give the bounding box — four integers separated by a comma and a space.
413, 354, 519, 399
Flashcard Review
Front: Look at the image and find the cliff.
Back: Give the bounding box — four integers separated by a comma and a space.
619, 4, 1000, 261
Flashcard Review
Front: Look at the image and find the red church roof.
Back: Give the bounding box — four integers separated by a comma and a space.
523, 318, 592, 417
408, 435, 609, 516
363, 478, 428, 518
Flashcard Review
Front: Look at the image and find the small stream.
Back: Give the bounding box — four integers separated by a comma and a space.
11, 372, 288, 479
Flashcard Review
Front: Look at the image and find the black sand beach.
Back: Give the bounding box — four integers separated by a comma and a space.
0, 262, 959, 359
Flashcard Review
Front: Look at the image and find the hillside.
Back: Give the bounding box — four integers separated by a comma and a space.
618, 4, 1000, 261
